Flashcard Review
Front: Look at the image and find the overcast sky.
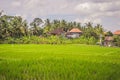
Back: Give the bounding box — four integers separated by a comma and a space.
0, 0, 120, 32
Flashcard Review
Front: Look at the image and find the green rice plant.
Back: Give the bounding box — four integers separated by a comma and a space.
0, 44, 120, 80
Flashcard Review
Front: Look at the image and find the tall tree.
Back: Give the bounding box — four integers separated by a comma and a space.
44, 19, 52, 34
0, 15, 13, 39
30, 18, 43, 36
9, 16, 28, 38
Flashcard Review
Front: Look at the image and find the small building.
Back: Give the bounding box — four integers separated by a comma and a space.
104, 36, 114, 47
50, 28, 65, 35
66, 28, 82, 38
114, 30, 120, 35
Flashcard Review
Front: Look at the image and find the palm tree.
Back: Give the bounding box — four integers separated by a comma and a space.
0, 15, 11, 39
30, 18, 43, 36
44, 19, 51, 33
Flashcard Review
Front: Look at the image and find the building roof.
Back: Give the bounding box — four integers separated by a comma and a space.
105, 36, 114, 41
114, 30, 120, 35
50, 28, 64, 35
69, 28, 82, 33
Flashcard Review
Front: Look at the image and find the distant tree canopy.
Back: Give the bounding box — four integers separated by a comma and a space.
0, 11, 105, 40
105, 31, 113, 36
0, 15, 28, 39
0, 11, 120, 46
0, 13, 104, 39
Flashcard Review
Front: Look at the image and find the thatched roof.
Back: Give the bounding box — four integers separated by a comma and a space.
114, 30, 120, 35
50, 28, 64, 35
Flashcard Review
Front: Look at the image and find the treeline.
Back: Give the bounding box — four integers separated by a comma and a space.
0, 15, 104, 38
1, 11, 119, 45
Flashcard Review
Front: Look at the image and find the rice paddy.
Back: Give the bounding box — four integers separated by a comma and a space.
0, 44, 120, 80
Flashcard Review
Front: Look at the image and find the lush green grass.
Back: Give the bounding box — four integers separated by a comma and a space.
0, 44, 120, 80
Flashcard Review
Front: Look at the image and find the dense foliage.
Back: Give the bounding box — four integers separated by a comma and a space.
0, 36, 97, 45
0, 11, 120, 46
113, 35, 120, 47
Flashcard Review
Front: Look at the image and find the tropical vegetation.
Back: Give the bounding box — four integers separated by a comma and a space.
0, 10, 120, 46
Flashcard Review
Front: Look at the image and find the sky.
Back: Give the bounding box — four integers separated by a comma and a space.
0, 0, 120, 32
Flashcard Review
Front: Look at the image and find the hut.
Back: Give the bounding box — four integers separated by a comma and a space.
66, 28, 82, 38
50, 28, 65, 35
104, 36, 114, 47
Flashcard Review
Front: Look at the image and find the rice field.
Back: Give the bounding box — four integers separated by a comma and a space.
0, 44, 120, 80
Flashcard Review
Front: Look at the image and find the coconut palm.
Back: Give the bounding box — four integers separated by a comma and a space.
30, 18, 43, 36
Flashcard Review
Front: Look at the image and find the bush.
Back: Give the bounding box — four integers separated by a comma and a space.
113, 35, 120, 47
0, 35, 97, 45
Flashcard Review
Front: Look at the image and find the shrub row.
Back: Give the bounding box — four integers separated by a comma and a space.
0, 36, 97, 45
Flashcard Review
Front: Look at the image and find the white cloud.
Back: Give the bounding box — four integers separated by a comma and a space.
90, 11, 120, 18
83, 18, 101, 24
11, 1, 21, 7
74, 1, 120, 17
74, 17, 102, 24
24, 0, 43, 10
13, 0, 72, 18
93, 18, 102, 24
0, 9, 6, 16
15, 14, 27, 20
75, 2, 100, 15
74, 18, 81, 23
118, 23, 120, 26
